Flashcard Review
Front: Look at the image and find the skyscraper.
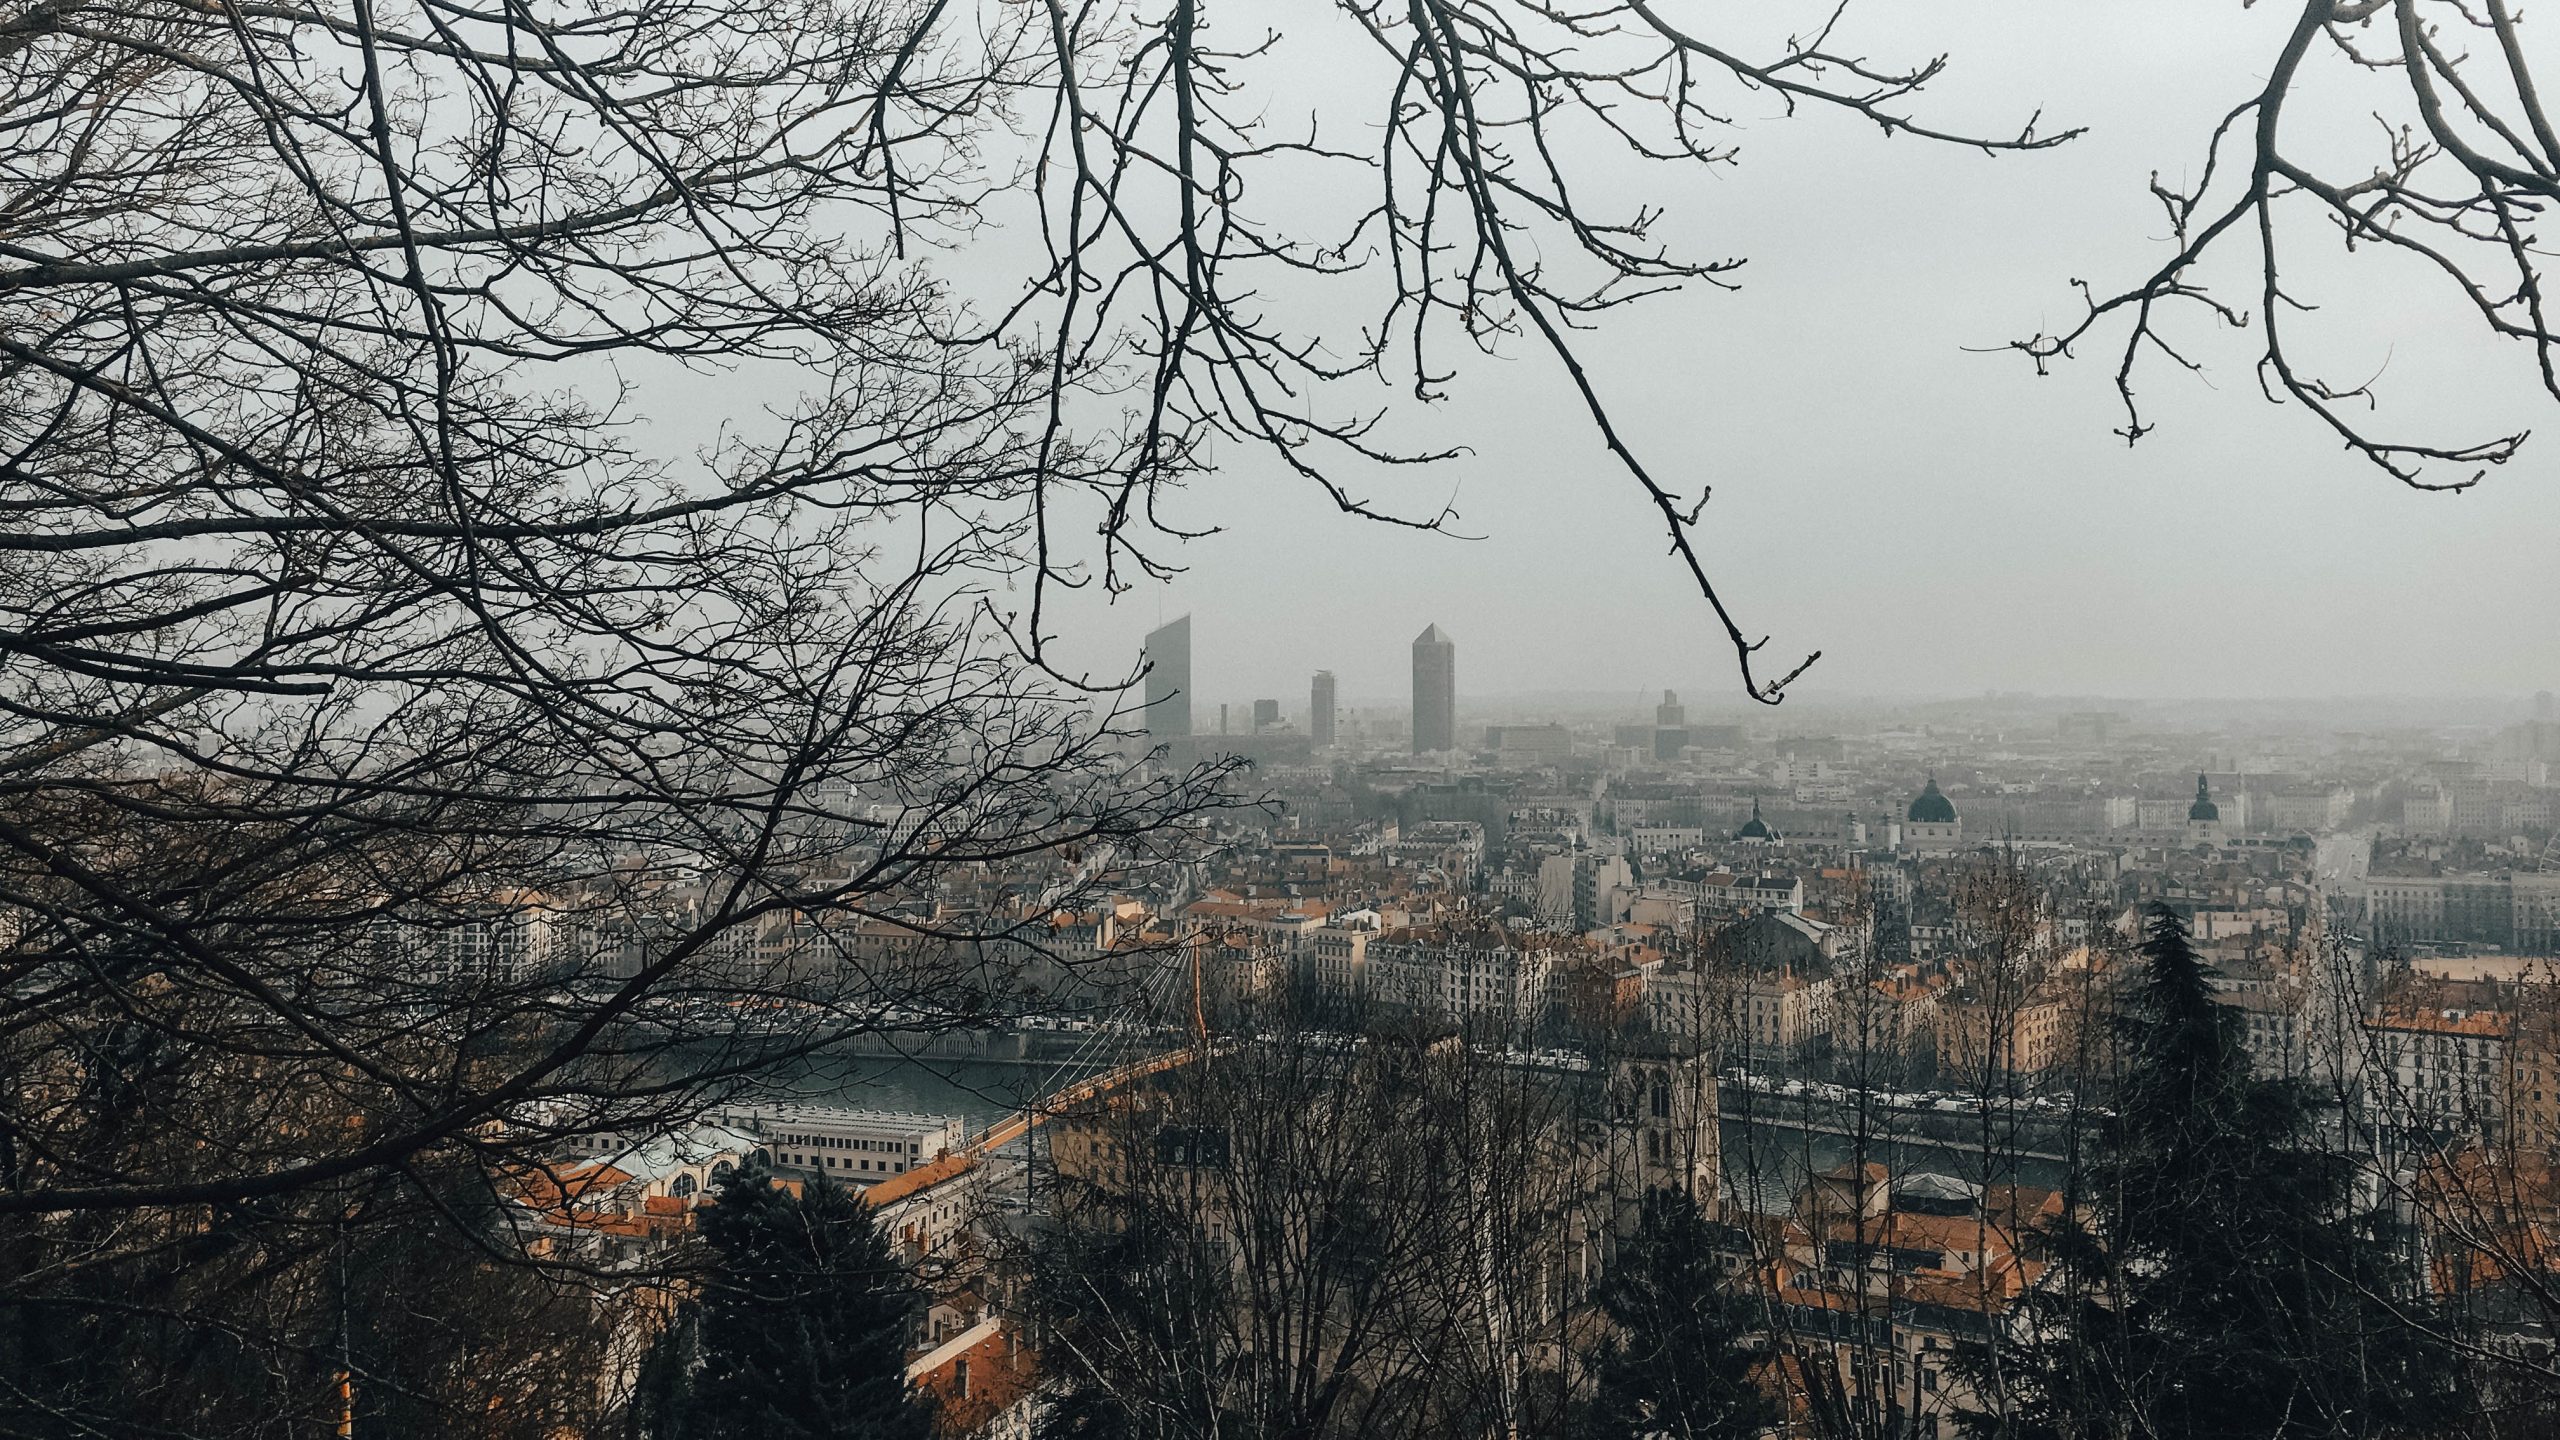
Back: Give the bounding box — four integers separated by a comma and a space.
1310, 671, 1337, 748
1653, 687, 1688, 761
1143, 615, 1192, 739
1411, 624, 1455, 753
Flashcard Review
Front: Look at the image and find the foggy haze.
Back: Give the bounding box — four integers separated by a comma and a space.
25, 0, 2560, 1428
953, 2, 2560, 708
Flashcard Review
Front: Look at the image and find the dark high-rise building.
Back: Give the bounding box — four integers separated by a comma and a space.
1143, 615, 1192, 739
1652, 688, 1690, 760
1310, 671, 1337, 748
1411, 623, 1456, 754
1252, 698, 1281, 731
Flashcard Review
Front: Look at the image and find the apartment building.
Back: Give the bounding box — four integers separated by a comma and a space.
2366, 1004, 2514, 1134
2361, 871, 2560, 953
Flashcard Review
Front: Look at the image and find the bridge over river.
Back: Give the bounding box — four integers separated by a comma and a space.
777, 1041, 2081, 1218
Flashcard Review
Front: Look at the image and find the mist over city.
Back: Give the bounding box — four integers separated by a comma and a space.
8, 0, 2560, 1437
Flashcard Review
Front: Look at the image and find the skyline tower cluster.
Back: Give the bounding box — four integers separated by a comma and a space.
1140, 615, 1458, 755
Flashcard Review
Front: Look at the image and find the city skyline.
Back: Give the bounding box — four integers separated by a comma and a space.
1123, 608, 2558, 724
20, 0, 2560, 1431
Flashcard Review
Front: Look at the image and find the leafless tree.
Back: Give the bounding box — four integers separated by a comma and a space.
1020, 1007, 1722, 1439
2, 0, 2072, 1425
2010, 0, 2560, 491
2304, 938, 2560, 1431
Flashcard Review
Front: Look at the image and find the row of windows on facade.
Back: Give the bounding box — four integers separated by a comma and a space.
777, 1133, 925, 1154
785, 1152, 912, 1173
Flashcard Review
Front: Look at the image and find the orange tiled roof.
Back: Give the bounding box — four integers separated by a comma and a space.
1816, 1209, 2019, 1259
509, 1160, 633, 1213
864, 1151, 976, 1208
915, 1327, 1040, 1436
2370, 1006, 2514, 1039
2429, 1221, 2557, 1296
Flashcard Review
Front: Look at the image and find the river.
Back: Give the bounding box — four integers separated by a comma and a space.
751, 1050, 1110, 1129
762, 1048, 2070, 1218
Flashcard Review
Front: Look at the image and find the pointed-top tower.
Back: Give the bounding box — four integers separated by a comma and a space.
2187, 773, 2224, 848
1411, 624, 1456, 753
1736, 797, 1779, 844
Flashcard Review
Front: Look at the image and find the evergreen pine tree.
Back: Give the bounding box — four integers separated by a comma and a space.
627, 1304, 702, 1440
1965, 905, 2457, 1440
1579, 1186, 1775, 1440
639, 1166, 934, 1440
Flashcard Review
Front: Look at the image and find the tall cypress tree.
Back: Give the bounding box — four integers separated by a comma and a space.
1579, 1186, 1775, 1440
1965, 905, 2456, 1440
635, 1166, 934, 1440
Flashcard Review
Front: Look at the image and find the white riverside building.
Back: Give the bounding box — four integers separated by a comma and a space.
706, 1102, 969, 1184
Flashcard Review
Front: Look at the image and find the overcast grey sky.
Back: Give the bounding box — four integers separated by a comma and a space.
731, 3, 2560, 711
1074, 2, 2556, 709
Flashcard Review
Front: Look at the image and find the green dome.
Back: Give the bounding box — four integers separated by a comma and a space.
1907, 776, 1956, 824
1735, 797, 1779, 841
2188, 774, 2219, 823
